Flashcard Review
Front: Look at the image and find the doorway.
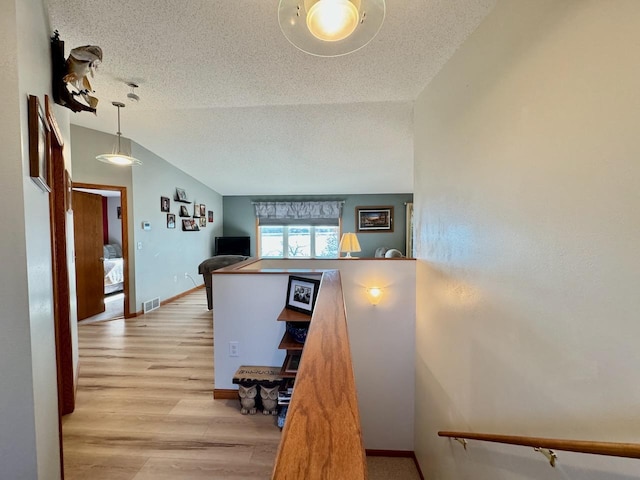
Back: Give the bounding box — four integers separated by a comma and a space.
72, 183, 130, 322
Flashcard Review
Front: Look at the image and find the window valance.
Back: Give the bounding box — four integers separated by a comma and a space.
253, 201, 344, 226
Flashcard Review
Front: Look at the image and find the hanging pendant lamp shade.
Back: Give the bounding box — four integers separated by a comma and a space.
278, 0, 385, 57
96, 101, 142, 166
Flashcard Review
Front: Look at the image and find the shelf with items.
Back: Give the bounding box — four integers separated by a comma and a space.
277, 307, 311, 323
173, 198, 191, 204
278, 331, 305, 351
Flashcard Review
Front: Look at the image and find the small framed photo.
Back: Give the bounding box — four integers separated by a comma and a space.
179, 205, 189, 217
193, 203, 201, 217
28, 95, 51, 192
167, 213, 176, 229
284, 353, 301, 373
175, 187, 187, 201
208, 210, 214, 223
199, 217, 206, 228
182, 218, 195, 231
161, 196, 170, 212
285, 275, 321, 315
200, 204, 206, 217
356, 206, 394, 233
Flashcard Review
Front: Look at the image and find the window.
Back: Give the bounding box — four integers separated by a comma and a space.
259, 225, 339, 258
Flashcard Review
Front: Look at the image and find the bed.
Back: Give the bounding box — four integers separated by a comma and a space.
103, 244, 124, 295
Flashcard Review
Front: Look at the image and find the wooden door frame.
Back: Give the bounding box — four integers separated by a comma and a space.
72, 182, 131, 320
46, 96, 69, 479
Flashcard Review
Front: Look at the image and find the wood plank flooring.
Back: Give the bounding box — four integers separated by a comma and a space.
64, 288, 422, 479
63, 290, 281, 480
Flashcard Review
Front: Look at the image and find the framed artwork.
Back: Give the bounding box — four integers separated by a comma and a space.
175, 187, 187, 201
405, 202, 414, 258
208, 210, 214, 223
199, 217, 206, 228
284, 353, 302, 373
182, 218, 199, 231
356, 206, 394, 232
161, 196, 170, 212
167, 213, 176, 229
193, 203, 201, 217
28, 95, 52, 192
179, 205, 189, 217
285, 276, 321, 315
200, 204, 206, 217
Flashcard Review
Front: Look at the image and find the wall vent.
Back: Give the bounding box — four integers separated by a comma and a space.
143, 297, 160, 314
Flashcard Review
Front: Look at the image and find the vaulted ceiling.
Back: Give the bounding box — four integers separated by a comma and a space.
46, 0, 495, 195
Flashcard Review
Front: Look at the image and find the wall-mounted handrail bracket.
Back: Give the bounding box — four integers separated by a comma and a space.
534, 447, 558, 467
454, 437, 468, 450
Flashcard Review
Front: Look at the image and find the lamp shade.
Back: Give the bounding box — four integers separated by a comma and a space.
278, 0, 385, 57
96, 101, 142, 166
339, 232, 361, 258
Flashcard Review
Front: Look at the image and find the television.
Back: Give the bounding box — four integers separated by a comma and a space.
215, 236, 250, 256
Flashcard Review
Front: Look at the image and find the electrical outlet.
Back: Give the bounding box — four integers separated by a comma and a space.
229, 341, 239, 357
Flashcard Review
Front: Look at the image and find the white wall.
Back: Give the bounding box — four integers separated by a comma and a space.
71, 126, 224, 312
213, 259, 415, 451
106, 196, 122, 246
0, 0, 64, 477
131, 142, 223, 309
414, 1, 640, 478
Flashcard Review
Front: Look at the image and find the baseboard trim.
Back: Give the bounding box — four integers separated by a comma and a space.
366, 449, 413, 457
133, 285, 206, 316
213, 388, 238, 399
365, 450, 424, 480
161, 284, 205, 306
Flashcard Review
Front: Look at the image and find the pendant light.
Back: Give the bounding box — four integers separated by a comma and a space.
278, 0, 385, 57
96, 101, 142, 166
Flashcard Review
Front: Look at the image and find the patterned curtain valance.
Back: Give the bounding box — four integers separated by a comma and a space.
253, 201, 344, 226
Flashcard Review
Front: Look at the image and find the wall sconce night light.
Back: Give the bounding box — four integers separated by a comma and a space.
366, 287, 383, 306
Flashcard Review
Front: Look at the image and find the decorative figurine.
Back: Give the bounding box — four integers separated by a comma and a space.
260, 385, 279, 415
238, 384, 258, 415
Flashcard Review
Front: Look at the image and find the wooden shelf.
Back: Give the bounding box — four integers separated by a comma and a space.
277, 308, 311, 323
174, 198, 192, 204
278, 331, 305, 351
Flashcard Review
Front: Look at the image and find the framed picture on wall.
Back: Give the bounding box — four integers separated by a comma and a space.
179, 205, 189, 217
193, 204, 201, 217
355, 206, 394, 233
161, 196, 170, 212
208, 210, 214, 223
28, 95, 52, 192
200, 204, 206, 217
167, 214, 176, 229
199, 217, 206, 228
175, 187, 187, 201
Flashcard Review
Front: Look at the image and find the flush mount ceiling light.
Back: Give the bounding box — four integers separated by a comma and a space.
278, 0, 385, 57
96, 101, 142, 166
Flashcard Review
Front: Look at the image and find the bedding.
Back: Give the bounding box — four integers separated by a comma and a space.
103, 243, 124, 294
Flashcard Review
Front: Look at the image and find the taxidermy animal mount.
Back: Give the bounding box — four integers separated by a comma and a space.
51, 31, 103, 114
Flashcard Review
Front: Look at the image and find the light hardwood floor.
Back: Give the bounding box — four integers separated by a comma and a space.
63, 288, 421, 479
63, 290, 281, 479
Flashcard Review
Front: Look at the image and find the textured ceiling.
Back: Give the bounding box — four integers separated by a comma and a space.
46, 0, 495, 195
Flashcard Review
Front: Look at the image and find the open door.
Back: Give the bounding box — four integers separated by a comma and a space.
73, 191, 105, 320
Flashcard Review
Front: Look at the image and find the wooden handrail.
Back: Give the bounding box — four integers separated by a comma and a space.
439, 431, 640, 460
272, 270, 367, 479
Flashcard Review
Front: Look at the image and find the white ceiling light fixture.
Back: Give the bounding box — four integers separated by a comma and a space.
96, 101, 142, 166
126, 82, 140, 102
278, 0, 385, 57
